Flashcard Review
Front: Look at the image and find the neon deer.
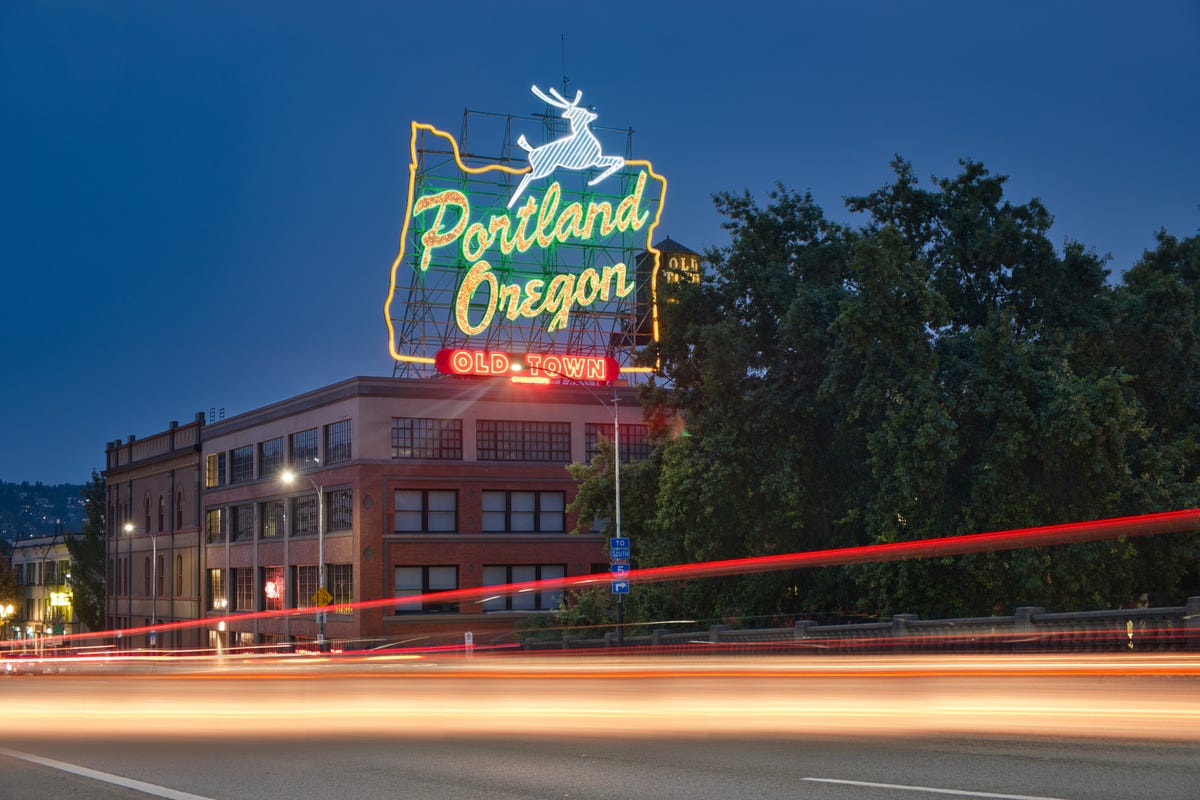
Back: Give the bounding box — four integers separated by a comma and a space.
507, 85, 625, 209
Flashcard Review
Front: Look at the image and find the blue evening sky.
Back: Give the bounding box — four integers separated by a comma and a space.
2, 1, 1197, 485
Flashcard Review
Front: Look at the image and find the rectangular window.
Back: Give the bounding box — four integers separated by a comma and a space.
329, 564, 353, 614
294, 565, 318, 609
175, 554, 184, 596
205, 452, 226, 488
585, 423, 651, 463
391, 417, 463, 460
231, 504, 255, 542
482, 564, 566, 611
291, 494, 318, 537
233, 568, 254, 612
205, 508, 226, 544
393, 566, 457, 613
393, 489, 457, 532
229, 445, 254, 484
259, 500, 284, 539
208, 569, 227, 611
477, 420, 570, 462
326, 488, 353, 531
481, 491, 565, 533
258, 437, 285, 478
325, 419, 352, 464
261, 566, 284, 612
290, 428, 318, 472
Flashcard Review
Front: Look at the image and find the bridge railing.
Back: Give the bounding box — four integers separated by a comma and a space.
522, 597, 1200, 653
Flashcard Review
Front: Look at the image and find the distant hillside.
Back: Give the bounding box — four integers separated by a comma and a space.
0, 480, 86, 542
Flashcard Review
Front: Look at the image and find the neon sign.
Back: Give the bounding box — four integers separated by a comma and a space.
385, 85, 668, 376
434, 348, 619, 384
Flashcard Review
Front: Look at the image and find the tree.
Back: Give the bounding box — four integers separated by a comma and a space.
66, 471, 107, 632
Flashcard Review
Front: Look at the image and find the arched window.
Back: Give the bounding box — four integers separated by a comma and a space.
175, 554, 184, 596
144, 556, 151, 596
176, 489, 184, 529
143, 497, 151, 534
158, 496, 165, 532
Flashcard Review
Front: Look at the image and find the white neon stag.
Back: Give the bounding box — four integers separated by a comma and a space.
507, 85, 625, 208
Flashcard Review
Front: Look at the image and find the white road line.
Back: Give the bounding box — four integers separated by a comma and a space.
0, 747, 217, 800
802, 777, 1068, 800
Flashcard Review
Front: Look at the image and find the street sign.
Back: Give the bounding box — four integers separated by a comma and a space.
609, 537, 630, 549
610, 563, 630, 575
611, 580, 631, 594
312, 587, 333, 606
609, 547, 630, 559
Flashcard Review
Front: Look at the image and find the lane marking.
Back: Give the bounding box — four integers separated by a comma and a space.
802, 777, 1068, 800
0, 747, 217, 800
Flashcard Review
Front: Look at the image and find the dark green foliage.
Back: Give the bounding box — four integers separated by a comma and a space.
565, 159, 1200, 627
65, 471, 107, 632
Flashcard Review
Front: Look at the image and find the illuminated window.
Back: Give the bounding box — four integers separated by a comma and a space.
585, 423, 651, 463
481, 564, 565, 611
477, 420, 570, 462
329, 564, 353, 614
393, 490, 456, 532
326, 489, 353, 531
231, 504, 254, 542
205, 508, 225, 543
259, 500, 284, 539
258, 437, 285, 478
291, 494, 318, 537
290, 428, 318, 471
261, 566, 284, 612
393, 566, 457, 613
208, 569, 226, 611
230, 446, 254, 484
391, 417, 462, 460
325, 420, 352, 464
481, 491, 564, 532
232, 568, 254, 612
205, 452, 226, 487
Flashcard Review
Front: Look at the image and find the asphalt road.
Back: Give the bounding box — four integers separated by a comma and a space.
2, 654, 1198, 799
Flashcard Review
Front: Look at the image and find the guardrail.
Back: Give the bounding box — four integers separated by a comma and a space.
523, 596, 1200, 653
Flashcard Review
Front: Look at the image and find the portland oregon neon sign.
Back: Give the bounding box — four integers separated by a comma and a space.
385, 85, 667, 383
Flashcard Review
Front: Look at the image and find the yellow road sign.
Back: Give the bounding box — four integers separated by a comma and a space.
312, 587, 333, 606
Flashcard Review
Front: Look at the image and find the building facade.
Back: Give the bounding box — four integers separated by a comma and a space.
10, 534, 76, 647
104, 414, 206, 649
167, 375, 643, 651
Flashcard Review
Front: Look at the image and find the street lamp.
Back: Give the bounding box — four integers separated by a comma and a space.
280, 469, 327, 650
124, 521, 159, 644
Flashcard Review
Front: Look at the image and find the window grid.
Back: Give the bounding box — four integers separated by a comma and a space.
291, 429, 318, 472
391, 417, 463, 460
291, 495, 318, 537
208, 569, 226, 611
393, 566, 458, 613
393, 489, 457, 533
585, 423, 651, 463
259, 437, 285, 478
233, 568, 254, 612
205, 453, 226, 488
326, 489, 353, 531
325, 419, 352, 464
230, 446, 254, 484
482, 564, 566, 611
205, 509, 225, 544
231, 504, 255, 542
481, 491, 565, 533
294, 564, 319, 609
259, 500, 284, 539
477, 420, 570, 462
329, 564, 353, 614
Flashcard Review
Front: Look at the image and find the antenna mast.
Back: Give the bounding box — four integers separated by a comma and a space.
560, 34, 569, 97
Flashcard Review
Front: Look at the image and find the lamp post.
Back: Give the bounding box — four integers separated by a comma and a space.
123, 521, 158, 644
281, 470, 326, 650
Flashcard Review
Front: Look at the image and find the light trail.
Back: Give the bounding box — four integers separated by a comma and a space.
5, 507, 1198, 649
